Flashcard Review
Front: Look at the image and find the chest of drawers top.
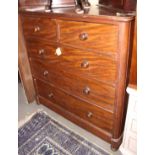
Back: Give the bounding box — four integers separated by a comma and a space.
19, 6, 134, 21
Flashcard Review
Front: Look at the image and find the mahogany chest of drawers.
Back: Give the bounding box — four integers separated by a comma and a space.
20, 7, 134, 150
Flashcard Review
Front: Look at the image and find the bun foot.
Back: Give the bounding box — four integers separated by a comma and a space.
111, 135, 123, 151
111, 145, 118, 152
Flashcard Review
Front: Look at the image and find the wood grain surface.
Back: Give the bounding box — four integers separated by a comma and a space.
129, 18, 137, 86
32, 68, 115, 111
20, 11, 135, 150
58, 20, 118, 53
22, 16, 57, 42
111, 22, 132, 150
28, 46, 117, 85
38, 95, 112, 143
18, 14, 36, 103
35, 78, 114, 132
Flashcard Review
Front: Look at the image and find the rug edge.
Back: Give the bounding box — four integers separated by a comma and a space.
18, 110, 111, 155
18, 109, 47, 128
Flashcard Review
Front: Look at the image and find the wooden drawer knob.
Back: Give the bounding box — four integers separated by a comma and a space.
87, 112, 93, 118
83, 86, 90, 95
48, 93, 53, 98
43, 70, 48, 76
38, 49, 44, 55
81, 60, 89, 68
79, 33, 88, 41
34, 26, 40, 32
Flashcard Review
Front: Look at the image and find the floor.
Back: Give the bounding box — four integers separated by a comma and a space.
18, 83, 122, 155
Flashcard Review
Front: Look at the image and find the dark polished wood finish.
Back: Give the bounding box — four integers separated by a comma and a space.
35, 78, 114, 132
19, 6, 135, 150
111, 21, 132, 149
38, 95, 112, 142
129, 18, 137, 86
21, 16, 57, 42
99, 0, 136, 11
30, 60, 115, 111
28, 47, 117, 84
99, 0, 124, 9
20, 6, 134, 22
58, 20, 118, 53
123, 0, 137, 11
18, 14, 36, 103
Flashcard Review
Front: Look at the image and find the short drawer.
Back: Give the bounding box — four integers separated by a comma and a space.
21, 15, 57, 41
35, 79, 114, 133
58, 20, 118, 53
26, 39, 57, 58
29, 46, 117, 84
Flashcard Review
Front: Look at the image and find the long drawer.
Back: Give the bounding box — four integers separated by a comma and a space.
58, 20, 118, 53
28, 46, 117, 84
35, 78, 114, 133
31, 64, 115, 111
22, 16, 57, 41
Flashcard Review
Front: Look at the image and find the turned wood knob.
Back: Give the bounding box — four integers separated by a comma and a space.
83, 86, 90, 95
48, 93, 53, 98
79, 33, 88, 41
34, 26, 40, 32
87, 112, 93, 118
43, 70, 48, 76
38, 49, 44, 55
81, 60, 89, 68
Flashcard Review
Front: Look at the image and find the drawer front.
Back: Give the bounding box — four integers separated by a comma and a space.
22, 16, 57, 41
30, 59, 115, 110
58, 20, 118, 53
35, 79, 114, 132
26, 39, 57, 58
29, 46, 117, 84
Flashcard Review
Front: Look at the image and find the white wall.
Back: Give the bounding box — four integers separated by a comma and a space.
120, 88, 137, 155
89, 0, 99, 5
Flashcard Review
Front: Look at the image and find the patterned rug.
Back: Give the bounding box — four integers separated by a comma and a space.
18, 111, 110, 155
